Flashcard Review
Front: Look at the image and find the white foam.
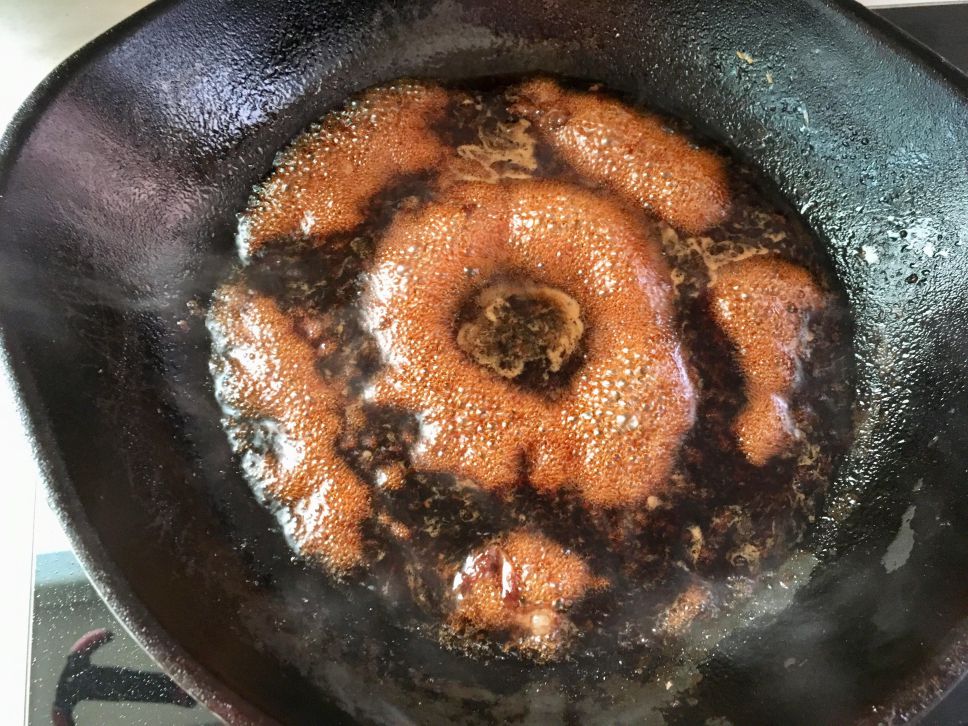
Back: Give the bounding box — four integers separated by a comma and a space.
882, 505, 916, 573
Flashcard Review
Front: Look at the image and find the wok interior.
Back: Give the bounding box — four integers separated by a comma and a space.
4, 0, 968, 723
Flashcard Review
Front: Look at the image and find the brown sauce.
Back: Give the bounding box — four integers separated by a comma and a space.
208, 77, 853, 664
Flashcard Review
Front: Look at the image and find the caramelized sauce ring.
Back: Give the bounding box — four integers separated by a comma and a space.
513, 77, 731, 235
709, 256, 825, 465
238, 81, 451, 259
209, 285, 371, 574
362, 179, 696, 507
449, 530, 606, 658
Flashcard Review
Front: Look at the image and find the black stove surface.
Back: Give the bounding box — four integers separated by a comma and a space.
27, 4, 968, 724
880, 3, 968, 73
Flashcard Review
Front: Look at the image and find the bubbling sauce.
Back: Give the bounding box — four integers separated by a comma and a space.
208, 77, 853, 663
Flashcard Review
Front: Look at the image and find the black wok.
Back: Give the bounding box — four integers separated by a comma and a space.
3, 0, 968, 722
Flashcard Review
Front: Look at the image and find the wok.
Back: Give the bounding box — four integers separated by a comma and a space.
3, 0, 968, 723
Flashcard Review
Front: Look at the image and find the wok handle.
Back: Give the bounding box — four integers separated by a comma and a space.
52, 629, 195, 726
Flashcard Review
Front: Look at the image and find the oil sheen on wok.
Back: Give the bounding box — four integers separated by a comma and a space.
207, 76, 853, 663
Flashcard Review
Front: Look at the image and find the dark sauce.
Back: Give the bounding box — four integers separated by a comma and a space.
212, 77, 854, 684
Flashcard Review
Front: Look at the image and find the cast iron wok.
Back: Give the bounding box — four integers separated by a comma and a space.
3, 0, 968, 722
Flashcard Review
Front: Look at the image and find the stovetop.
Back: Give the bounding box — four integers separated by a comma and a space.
24, 3, 968, 724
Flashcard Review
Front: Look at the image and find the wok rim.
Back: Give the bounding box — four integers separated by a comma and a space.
0, 2, 280, 722
1, 0, 966, 722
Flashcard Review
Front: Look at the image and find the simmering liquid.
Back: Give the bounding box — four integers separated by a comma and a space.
208, 77, 853, 666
